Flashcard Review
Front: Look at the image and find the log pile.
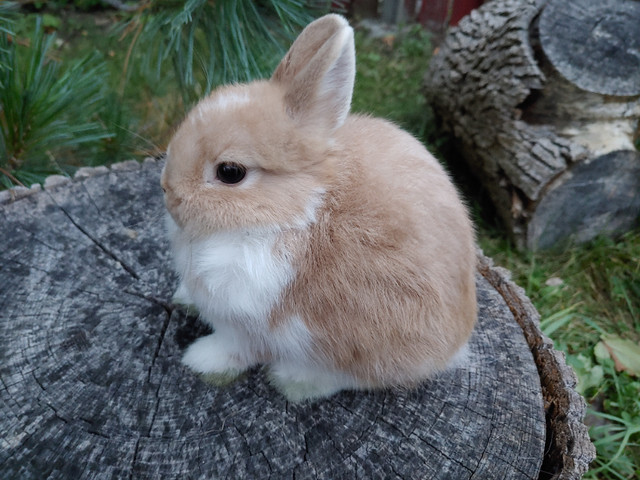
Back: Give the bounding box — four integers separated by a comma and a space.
425, 0, 640, 249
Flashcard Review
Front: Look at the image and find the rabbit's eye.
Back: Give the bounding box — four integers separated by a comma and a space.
216, 162, 247, 184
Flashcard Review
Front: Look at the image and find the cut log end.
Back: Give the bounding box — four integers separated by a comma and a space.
0, 161, 594, 478
528, 150, 640, 249
539, 0, 640, 97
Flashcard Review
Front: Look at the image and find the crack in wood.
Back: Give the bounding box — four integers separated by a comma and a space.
42, 399, 69, 426
377, 416, 409, 440
302, 432, 311, 463
234, 425, 254, 456
120, 290, 174, 384
128, 436, 142, 480
19, 227, 66, 253
56, 203, 140, 280
79, 182, 104, 223
79, 417, 110, 440
259, 451, 273, 475
123, 289, 173, 314
4, 255, 51, 275
148, 313, 171, 383
31, 371, 46, 392
389, 464, 407, 480
468, 423, 495, 480
148, 378, 165, 434
412, 431, 475, 475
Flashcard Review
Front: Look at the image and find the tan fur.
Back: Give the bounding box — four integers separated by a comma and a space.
163, 14, 477, 391
272, 115, 477, 386
161, 82, 334, 238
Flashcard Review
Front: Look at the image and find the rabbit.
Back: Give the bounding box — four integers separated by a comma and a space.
161, 14, 477, 402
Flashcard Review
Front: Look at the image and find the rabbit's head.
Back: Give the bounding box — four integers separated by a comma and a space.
161, 15, 355, 237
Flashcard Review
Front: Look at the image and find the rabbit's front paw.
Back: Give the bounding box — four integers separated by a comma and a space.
182, 334, 248, 383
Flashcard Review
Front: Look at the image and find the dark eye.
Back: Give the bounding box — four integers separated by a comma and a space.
216, 162, 247, 184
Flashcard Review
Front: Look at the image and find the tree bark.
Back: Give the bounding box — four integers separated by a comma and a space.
424, 0, 640, 250
0, 160, 593, 478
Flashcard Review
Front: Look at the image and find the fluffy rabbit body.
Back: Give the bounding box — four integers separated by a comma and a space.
161, 14, 477, 401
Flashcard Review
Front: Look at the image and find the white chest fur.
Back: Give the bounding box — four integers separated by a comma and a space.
167, 216, 353, 398
166, 216, 294, 327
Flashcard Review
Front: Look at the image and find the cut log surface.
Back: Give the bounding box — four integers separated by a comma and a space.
424, 0, 640, 249
528, 150, 640, 249
0, 160, 592, 479
539, 0, 640, 97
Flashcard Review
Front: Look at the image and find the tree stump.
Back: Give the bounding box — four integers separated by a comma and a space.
424, 0, 640, 250
0, 160, 594, 478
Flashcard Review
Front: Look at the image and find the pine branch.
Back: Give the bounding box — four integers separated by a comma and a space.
101, 0, 141, 12
119, 0, 332, 103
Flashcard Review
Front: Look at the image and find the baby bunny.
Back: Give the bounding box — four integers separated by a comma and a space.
161, 14, 477, 401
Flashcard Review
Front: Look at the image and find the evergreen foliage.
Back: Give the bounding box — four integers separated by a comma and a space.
121, 0, 333, 103
0, 1, 336, 187
0, 17, 111, 188
0, 2, 17, 64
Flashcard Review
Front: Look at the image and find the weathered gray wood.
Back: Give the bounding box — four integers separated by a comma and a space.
0, 160, 591, 479
477, 255, 596, 480
539, 0, 640, 97
528, 151, 640, 248
424, 0, 640, 250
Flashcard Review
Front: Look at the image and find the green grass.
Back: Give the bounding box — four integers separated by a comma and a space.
481, 231, 640, 479
3, 10, 640, 478
352, 24, 434, 139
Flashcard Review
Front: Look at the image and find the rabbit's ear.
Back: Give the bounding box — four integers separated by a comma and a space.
272, 14, 355, 132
